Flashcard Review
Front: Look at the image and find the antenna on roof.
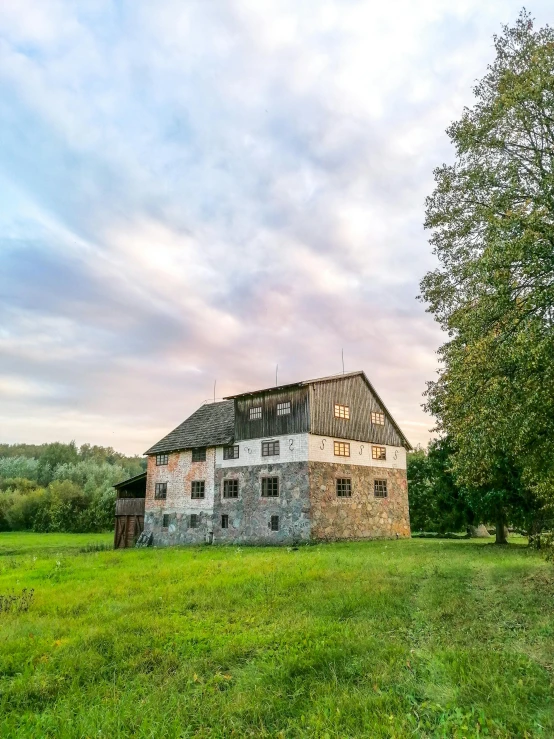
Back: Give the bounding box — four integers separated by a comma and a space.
342, 348, 345, 374
275, 364, 278, 386
213, 380, 216, 403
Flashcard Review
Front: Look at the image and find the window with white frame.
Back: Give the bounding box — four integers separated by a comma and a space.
249, 406, 262, 420
277, 401, 291, 416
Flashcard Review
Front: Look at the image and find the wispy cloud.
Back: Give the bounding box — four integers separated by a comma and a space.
0, 0, 551, 452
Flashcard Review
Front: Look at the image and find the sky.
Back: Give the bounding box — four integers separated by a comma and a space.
0, 1, 552, 456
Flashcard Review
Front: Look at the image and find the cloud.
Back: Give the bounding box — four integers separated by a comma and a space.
0, 0, 551, 452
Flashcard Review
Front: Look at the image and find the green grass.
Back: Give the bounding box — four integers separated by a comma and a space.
0, 534, 552, 738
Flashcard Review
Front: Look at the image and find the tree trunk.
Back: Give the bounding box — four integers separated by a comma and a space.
495, 514, 508, 544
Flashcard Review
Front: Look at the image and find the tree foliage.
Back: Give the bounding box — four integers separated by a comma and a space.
420, 11, 554, 539
0, 442, 145, 533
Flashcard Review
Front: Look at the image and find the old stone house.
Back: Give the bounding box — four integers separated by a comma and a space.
115, 371, 411, 547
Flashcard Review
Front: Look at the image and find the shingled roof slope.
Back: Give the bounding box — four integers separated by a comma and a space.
144, 400, 235, 455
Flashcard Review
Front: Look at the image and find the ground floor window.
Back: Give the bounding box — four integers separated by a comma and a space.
374, 479, 388, 498
336, 478, 352, 497
190, 514, 199, 528
162, 513, 170, 528
261, 477, 279, 497
221, 514, 229, 529
270, 515, 279, 531
223, 479, 239, 498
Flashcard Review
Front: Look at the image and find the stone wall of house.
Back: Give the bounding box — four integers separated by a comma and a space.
213, 461, 311, 544
308, 462, 410, 540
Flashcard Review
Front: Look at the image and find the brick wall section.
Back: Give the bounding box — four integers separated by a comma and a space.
213, 461, 311, 544
144, 448, 216, 546
308, 462, 410, 540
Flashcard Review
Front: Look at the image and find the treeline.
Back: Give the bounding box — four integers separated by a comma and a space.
0, 442, 145, 533
417, 13, 554, 545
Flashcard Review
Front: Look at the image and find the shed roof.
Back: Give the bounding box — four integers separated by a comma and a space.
144, 400, 235, 455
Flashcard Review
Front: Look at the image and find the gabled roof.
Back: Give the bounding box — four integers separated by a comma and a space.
144, 400, 235, 455
225, 370, 412, 450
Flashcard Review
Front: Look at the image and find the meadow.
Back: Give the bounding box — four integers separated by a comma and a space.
0, 533, 552, 738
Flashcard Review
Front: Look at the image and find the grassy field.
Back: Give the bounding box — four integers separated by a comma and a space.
0, 534, 552, 738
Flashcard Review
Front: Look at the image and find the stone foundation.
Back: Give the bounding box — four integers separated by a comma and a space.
213, 461, 311, 544
308, 462, 410, 540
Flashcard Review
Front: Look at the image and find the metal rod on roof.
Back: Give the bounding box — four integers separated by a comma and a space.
213, 380, 216, 403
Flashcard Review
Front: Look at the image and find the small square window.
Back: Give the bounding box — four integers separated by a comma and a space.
372, 446, 386, 460
190, 513, 199, 528
262, 440, 280, 456
277, 401, 291, 416
221, 514, 229, 529
334, 403, 350, 419
154, 482, 167, 500
191, 481, 205, 499
261, 477, 279, 497
374, 479, 388, 498
223, 479, 239, 498
333, 441, 350, 457
191, 447, 206, 462
162, 513, 171, 528
371, 411, 385, 426
249, 406, 262, 420
270, 515, 279, 531
223, 445, 239, 460
156, 453, 168, 466
336, 478, 352, 497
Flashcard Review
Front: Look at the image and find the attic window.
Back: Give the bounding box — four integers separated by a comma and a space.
333, 441, 350, 457
371, 412, 385, 426
191, 481, 205, 499
277, 401, 291, 416
249, 406, 262, 420
156, 454, 168, 466
336, 478, 352, 497
374, 479, 388, 498
334, 403, 350, 419
154, 483, 167, 500
372, 446, 386, 460
192, 447, 206, 462
223, 445, 239, 460
262, 440, 280, 457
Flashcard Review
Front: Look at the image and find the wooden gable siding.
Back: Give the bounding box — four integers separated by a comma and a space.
234, 386, 309, 441
309, 375, 405, 447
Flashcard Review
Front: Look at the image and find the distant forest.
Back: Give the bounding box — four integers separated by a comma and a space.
0, 442, 145, 533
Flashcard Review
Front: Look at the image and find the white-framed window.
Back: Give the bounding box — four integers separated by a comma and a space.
249, 406, 262, 420
277, 401, 291, 416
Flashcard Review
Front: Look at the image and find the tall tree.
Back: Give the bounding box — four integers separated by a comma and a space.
420, 11, 554, 542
